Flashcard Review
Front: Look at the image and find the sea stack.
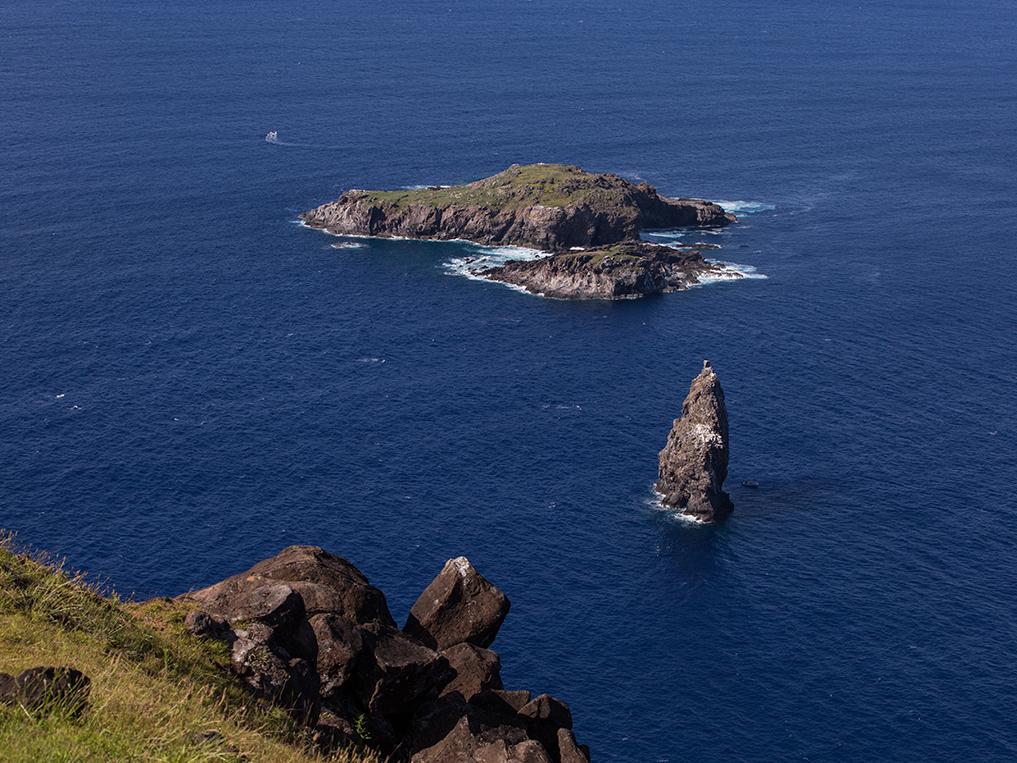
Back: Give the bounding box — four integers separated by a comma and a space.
656, 360, 733, 522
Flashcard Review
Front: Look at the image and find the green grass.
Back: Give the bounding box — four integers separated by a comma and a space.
351, 163, 639, 211
0, 535, 380, 763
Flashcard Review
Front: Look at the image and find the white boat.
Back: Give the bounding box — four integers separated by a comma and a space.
265, 131, 278, 143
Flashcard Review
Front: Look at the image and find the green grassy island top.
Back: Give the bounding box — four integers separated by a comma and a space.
347, 163, 663, 210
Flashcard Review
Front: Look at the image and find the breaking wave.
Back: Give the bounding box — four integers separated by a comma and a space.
646, 490, 709, 525
715, 200, 776, 215
444, 243, 549, 281
696, 261, 768, 285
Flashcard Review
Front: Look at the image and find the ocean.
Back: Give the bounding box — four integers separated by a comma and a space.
2, 0, 1016, 759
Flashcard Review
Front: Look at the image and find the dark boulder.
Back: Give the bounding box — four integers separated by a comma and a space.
404, 557, 510, 650
184, 610, 232, 642
439, 643, 503, 701
229, 622, 320, 721
356, 624, 452, 718
473, 689, 532, 714
411, 715, 548, 763
518, 694, 573, 730
556, 729, 591, 763
518, 694, 575, 761
0, 666, 90, 716
309, 613, 369, 701
178, 545, 395, 628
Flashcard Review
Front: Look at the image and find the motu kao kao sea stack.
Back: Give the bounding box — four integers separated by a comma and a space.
656, 360, 733, 522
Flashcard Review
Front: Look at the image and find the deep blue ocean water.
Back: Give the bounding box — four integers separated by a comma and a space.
3, 1, 1017, 759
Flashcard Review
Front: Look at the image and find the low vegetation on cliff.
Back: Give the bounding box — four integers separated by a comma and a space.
0, 536, 376, 763
348, 163, 682, 212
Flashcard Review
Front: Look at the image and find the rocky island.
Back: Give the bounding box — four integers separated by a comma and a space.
657, 360, 734, 522
480, 240, 739, 300
301, 163, 734, 252
301, 163, 744, 300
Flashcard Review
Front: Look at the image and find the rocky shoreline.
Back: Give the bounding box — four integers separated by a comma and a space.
479, 241, 740, 300
301, 163, 733, 253
176, 545, 589, 762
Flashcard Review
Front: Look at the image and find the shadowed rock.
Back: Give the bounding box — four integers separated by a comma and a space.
0, 666, 90, 716
519, 695, 574, 760
439, 643, 503, 701
404, 557, 510, 651
656, 360, 733, 522
411, 715, 549, 763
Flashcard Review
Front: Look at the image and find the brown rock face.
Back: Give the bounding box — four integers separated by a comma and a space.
0, 666, 90, 716
300, 163, 733, 252
439, 643, 503, 701
656, 360, 733, 522
404, 556, 510, 651
175, 547, 586, 762
482, 241, 737, 300
180, 545, 395, 627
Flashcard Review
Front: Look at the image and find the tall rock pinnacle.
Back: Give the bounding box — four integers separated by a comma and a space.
656, 360, 733, 522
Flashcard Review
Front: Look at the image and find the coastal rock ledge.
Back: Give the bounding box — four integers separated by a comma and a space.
656, 360, 733, 522
176, 545, 589, 762
301, 162, 733, 252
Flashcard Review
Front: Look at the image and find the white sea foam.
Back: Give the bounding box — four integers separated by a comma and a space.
714, 200, 776, 215
643, 230, 687, 242
443, 242, 550, 292
400, 184, 452, 190
695, 260, 768, 286
646, 489, 709, 525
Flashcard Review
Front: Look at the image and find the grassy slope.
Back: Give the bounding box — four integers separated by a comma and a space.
353, 163, 636, 210
0, 538, 379, 763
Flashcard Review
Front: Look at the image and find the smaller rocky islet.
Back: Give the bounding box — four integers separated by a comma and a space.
301, 163, 739, 299
479, 240, 734, 300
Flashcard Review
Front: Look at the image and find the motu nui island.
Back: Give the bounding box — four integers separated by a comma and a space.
300, 163, 747, 299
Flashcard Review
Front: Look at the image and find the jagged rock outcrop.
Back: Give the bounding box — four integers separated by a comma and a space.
481, 241, 737, 299
301, 163, 734, 252
404, 556, 510, 650
656, 360, 733, 522
175, 546, 587, 762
